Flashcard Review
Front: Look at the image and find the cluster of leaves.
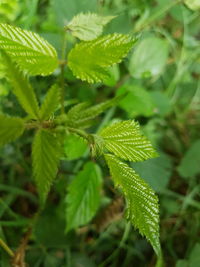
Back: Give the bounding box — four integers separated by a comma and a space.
0, 12, 161, 260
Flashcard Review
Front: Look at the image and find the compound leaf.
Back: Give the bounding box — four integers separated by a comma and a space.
100, 120, 157, 162
68, 33, 135, 83
66, 161, 102, 231
0, 23, 58, 76
1, 51, 39, 119
39, 84, 60, 120
67, 12, 115, 41
0, 114, 25, 146
32, 129, 61, 205
105, 154, 160, 255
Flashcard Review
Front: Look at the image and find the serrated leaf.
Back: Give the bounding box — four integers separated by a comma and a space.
64, 134, 87, 160
1, 51, 39, 119
184, 0, 200, 10
68, 33, 135, 83
0, 114, 25, 146
0, 23, 58, 76
100, 120, 157, 162
32, 129, 61, 205
67, 12, 115, 41
66, 95, 123, 129
105, 154, 160, 255
39, 84, 60, 120
66, 161, 102, 231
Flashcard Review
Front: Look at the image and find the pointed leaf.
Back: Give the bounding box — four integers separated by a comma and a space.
68, 33, 135, 83
0, 114, 25, 146
32, 129, 61, 204
39, 85, 60, 120
0, 23, 58, 76
66, 95, 124, 129
66, 161, 102, 231
105, 154, 160, 255
67, 12, 115, 41
100, 120, 157, 162
1, 52, 39, 119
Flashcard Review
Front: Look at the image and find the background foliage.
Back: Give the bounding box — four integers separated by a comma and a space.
0, 0, 200, 266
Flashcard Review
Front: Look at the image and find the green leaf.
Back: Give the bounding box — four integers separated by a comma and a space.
67, 12, 115, 41
105, 154, 160, 255
66, 95, 123, 129
128, 36, 169, 78
66, 161, 102, 231
32, 129, 61, 205
1, 52, 39, 119
117, 84, 155, 118
184, 0, 200, 10
64, 134, 87, 160
0, 23, 58, 76
177, 139, 200, 179
39, 85, 60, 120
100, 120, 157, 162
68, 33, 135, 83
0, 114, 25, 146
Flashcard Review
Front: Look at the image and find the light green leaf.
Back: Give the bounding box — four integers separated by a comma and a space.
64, 134, 87, 160
68, 33, 135, 83
66, 95, 124, 129
1, 51, 39, 119
32, 129, 61, 204
100, 120, 157, 162
184, 0, 200, 10
0, 114, 25, 146
67, 12, 115, 41
105, 154, 160, 255
117, 85, 155, 117
129, 36, 169, 78
0, 23, 58, 76
66, 161, 102, 231
177, 139, 200, 179
39, 85, 60, 120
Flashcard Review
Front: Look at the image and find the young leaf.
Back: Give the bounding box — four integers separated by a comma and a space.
32, 129, 61, 205
39, 84, 60, 120
0, 23, 58, 76
105, 154, 160, 255
66, 95, 124, 129
1, 52, 39, 119
66, 161, 102, 231
100, 120, 157, 162
0, 114, 25, 146
68, 33, 135, 83
67, 12, 115, 41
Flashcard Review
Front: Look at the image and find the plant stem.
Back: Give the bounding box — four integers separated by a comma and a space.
0, 238, 14, 258
60, 32, 67, 114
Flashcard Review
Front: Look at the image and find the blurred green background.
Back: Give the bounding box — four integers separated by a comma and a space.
0, 0, 200, 266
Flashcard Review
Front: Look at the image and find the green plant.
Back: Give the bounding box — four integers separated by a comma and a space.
0, 13, 161, 262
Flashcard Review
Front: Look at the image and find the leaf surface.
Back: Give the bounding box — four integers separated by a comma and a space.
68, 33, 135, 83
0, 23, 58, 76
105, 154, 160, 255
32, 129, 60, 204
67, 12, 115, 41
66, 161, 102, 231
0, 114, 25, 146
100, 120, 157, 162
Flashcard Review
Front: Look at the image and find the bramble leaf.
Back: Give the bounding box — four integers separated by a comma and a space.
105, 154, 160, 255
0, 114, 25, 146
100, 120, 157, 162
68, 33, 135, 83
66, 161, 102, 231
0, 23, 58, 76
39, 84, 60, 120
67, 12, 115, 41
66, 95, 124, 129
32, 129, 61, 205
1, 52, 39, 119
